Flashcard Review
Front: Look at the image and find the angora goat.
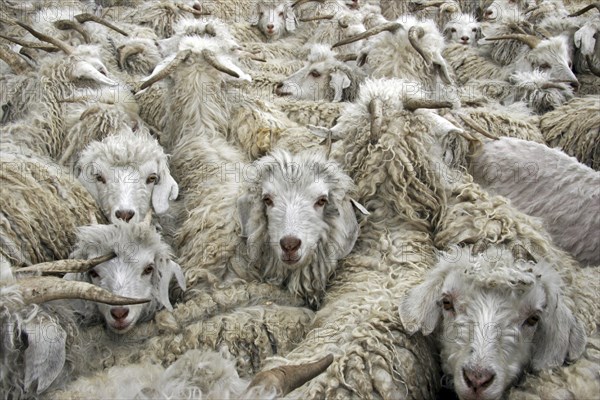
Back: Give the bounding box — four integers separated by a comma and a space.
401, 246, 587, 400
66, 220, 185, 333
76, 131, 179, 224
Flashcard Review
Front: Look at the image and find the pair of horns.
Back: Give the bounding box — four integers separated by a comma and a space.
13, 253, 150, 305
248, 354, 333, 396
138, 49, 241, 92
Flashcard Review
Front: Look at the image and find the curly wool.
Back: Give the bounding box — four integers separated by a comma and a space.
0, 151, 104, 267
540, 96, 600, 171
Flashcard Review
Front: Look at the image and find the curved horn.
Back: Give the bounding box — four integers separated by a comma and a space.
53, 20, 90, 44
511, 243, 536, 263
332, 22, 402, 48
539, 82, 568, 90
408, 26, 431, 65
586, 55, 600, 77
369, 98, 384, 144
293, 0, 326, 8
16, 253, 116, 275
15, 21, 74, 54
299, 15, 335, 22
325, 130, 332, 160
202, 49, 240, 78
458, 114, 499, 140
74, 13, 129, 36
118, 43, 145, 69
138, 49, 191, 91
568, 3, 600, 17
335, 53, 357, 62
248, 354, 333, 396
0, 33, 60, 52
18, 276, 151, 305
177, 3, 212, 16
0, 45, 31, 74
403, 98, 452, 111
485, 34, 540, 49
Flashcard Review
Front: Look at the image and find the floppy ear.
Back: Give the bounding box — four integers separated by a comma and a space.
531, 274, 586, 370
155, 259, 186, 312
152, 166, 179, 215
249, 3, 261, 26
329, 69, 351, 102
24, 319, 67, 394
285, 5, 297, 32
72, 61, 117, 86
333, 198, 360, 258
400, 261, 452, 335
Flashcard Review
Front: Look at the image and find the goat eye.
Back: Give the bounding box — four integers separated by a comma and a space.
95, 174, 106, 184
279, 12, 284, 17
315, 196, 328, 207
472, 28, 477, 32
451, 28, 456, 33
524, 314, 540, 327
146, 174, 158, 184
143, 264, 154, 275
309, 70, 321, 78
442, 298, 454, 311
89, 269, 99, 278
263, 196, 273, 207
539, 63, 551, 70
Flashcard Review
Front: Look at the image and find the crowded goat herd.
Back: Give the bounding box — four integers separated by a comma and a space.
1, 0, 599, 398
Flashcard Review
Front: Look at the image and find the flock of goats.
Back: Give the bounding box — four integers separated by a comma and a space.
1, 0, 599, 399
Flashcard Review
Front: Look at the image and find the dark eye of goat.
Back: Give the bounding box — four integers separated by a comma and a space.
263, 196, 274, 207
310, 70, 321, 78
315, 196, 328, 207
95, 174, 106, 184
539, 63, 551, 70
20, 330, 29, 349
524, 314, 540, 327
442, 298, 454, 311
146, 174, 158, 184
143, 264, 154, 275
471, 28, 477, 32
451, 28, 456, 33
89, 269, 99, 278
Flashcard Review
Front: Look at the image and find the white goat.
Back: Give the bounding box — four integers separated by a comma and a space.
470, 137, 600, 266
249, 0, 298, 41
76, 131, 179, 224
67, 220, 185, 334
275, 44, 364, 101
443, 13, 481, 46
401, 247, 587, 400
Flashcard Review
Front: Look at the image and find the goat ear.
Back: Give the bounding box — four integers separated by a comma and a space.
152, 169, 179, 214
334, 198, 360, 258
72, 61, 117, 86
285, 6, 297, 32
156, 259, 186, 312
329, 70, 351, 102
531, 276, 586, 370
400, 262, 450, 335
24, 320, 67, 394
237, 193, 254, 238
249, 3, 261, 26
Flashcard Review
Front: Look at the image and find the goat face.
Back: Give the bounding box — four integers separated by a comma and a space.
238, 149, 360, 270
77, 134, 179, 224
519, 36, 579, 90
251, 1, 297, 41
401, 249, 586, 400
276, 60, 354, 101
71, 222, 185, 334
443, 16, 480, 47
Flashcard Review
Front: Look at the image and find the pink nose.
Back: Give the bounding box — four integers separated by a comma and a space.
115, 209, 135, 222
463, 367, 495, 391
461, 36, 469, 42
280, 236, 301, 253
267, 24, 274, 30
110, 307, 129, 321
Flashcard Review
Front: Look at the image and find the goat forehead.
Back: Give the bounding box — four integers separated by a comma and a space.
263, 177, 329, 200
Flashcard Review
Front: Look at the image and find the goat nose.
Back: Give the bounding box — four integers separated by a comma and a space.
569, 80, 580, 90
461, 36, 469, 41
267, 24, 274, 30
110, 307, 129, 320
280, 236, 301, 252
115, 209, 135, 222
463, 367, 495, 391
